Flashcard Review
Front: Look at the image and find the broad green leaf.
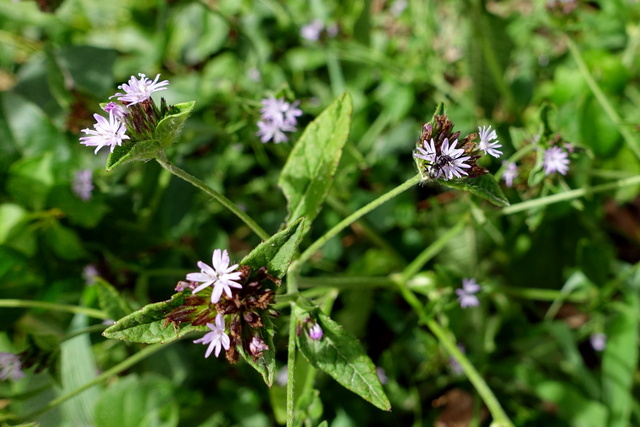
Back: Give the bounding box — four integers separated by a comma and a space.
279, 92, 353, 231
296, 308, 391, 411
105, 139, 161, 172
95, 278, 133, 321
602, 295, 639, 427
440, 174, 509, 207
94, 374, 178, 427
154, 101, 196, 149
533, 380, 607, 427
241, 217, 305, 279
44, 222, 87, 260
102, 293, 206, 344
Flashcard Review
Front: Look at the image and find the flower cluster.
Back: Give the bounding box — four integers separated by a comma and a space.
167, 249, 279, 362
413, 115, 501, 181
72, 169, 94, 201
0, 352, 25, 382
79, 73, 170, 154
300, 19, 339, 42
499, 135, 572, 188
256, 96, 303, 143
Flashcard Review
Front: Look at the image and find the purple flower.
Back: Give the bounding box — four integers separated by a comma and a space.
414, 138, 471, 180
256, 96, 303, 143
0, 353, 25, 381
478, 125, 503, 158
193, 314, 230, 358
501, 162, 518, 187
103, 102, 128, 122
590, 333, 607, 352
110, 73, 169, 106
186, 249, 243, 304
376, 367, 388, 384
455, 278, 481, 309
300, 19, 324, 41
542, 146, 570, 175
309, 323, 323, 341
249, 336, 269, 358
82, 264, 99, 286
79, 111, 130, 154
72, 169, 94, 201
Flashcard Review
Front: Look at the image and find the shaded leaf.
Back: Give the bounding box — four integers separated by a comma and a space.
279, 93, 353, 232
237, 316, 276, 387
296, 308, 391, 411
241, 217, 305, 279
154, 101, 196, 149
102, 294, 206, 344
105, 139, 160, 172
95, 278, 133, 321
440, 174, 509, 207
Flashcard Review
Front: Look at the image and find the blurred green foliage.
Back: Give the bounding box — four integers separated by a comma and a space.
1, 0, 640, 426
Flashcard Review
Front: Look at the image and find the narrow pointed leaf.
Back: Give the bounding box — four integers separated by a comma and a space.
296, 308, 391, 411
279, 92, 353, 232
105, 139, 160, 172
440, 174, 509, 207
241, 217, 305, 279
237, 316, 276, 387
102, 293, 206, 344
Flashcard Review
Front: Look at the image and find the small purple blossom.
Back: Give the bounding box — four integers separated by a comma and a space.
309, 323, 323, 341
103, 102, 128, 122
502, 162, 518, 187
187, 249, 243, 304
82, 264, 99, 285
79, 111, 130, 154
455, 278, 481, 309
72, 169, 94, 201
0, 353, 25, 381
300, 19, 324, 41
590, 333, 607, 352
276, 366, 288, 386
543, 146, 570, 175
193, 314, 230, 358
376, 367, 388, 384
110, 73, 169, 106
478, 125, 503, 158
249, 336, 269, 356
256, 96, 303, 143
414, 138, 471, 180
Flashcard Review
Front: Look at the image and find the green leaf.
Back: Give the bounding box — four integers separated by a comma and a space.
439, 174, 509, 207
240, 217, 305, 279
237, 316, 276, 387
105, 139, 161, 172
279, 92, 353, 232
154, 101, 196, 149
94, 374, 178, 427
602, 295, 639, 427
44, 222, 87, 260
296, 307, 391, 411
102, 293, 205, 344
95, 278, 133, 321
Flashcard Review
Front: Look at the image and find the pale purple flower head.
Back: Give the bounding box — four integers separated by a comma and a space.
376, 367, 388, 384
249, 336, 269, 358
103, 102, 128, 122
276, 365, 288, 386
193, 314, 230, 358
110, 73, 169, 106
300, 19, 324, 41
309, 323, 323, 341
73, 169, 94, 201
256, 96, 303, 143
590, 333, 607, 352
455, 278, 481, 309
0, 353, 25, 382
186, 249, 243, 304
543, 146, 570, 175
79, 111, 130, 154
82, 264, 99, 286
478, 125, 503, 158
502, 162, 518, 188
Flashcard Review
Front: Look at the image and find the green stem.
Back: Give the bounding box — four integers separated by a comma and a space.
23, 343, 166, 421
565, 36, 640, 161
155, 152, 270, 241
0, 300, 108, 320
298, 174, 422, 266
498, 286, 592, 303
425, 318, 513, 427
397, 284, 513, 427
501, 175, 640, 215
286, 303, 298, 427
61, 324, 108, 343
402, 219, 467, 282
297, 276, 396, 289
